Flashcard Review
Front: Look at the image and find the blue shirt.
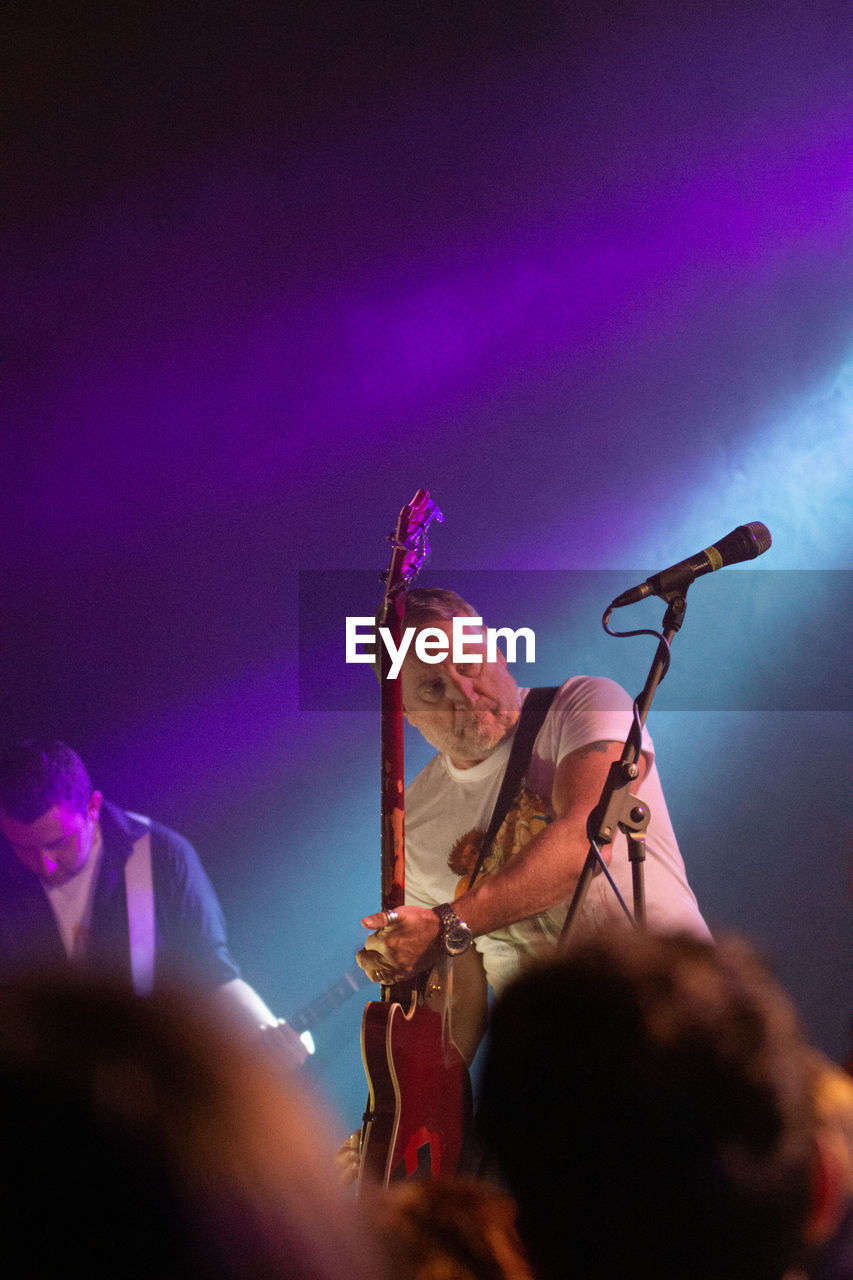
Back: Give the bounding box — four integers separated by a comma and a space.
0, 801, 240, 989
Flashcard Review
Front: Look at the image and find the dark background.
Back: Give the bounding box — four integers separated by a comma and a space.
3, 1, 851, 1124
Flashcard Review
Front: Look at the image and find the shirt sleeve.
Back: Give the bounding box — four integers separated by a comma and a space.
149, 824, 241, 988
539, 676, 654, 768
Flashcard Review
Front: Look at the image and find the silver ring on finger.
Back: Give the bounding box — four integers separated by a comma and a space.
384, 909, 399, 927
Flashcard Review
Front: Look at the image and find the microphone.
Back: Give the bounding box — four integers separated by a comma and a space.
610, 522, 772, 607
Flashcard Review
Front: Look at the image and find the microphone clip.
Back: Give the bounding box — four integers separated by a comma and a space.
586, 758, 650, 853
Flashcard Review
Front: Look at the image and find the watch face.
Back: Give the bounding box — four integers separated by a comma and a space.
445, 924, 471, 955
434, 904, 472, 955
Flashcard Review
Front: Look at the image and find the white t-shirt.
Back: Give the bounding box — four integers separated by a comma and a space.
404, 677, 711, 991
43, 838, 104, 962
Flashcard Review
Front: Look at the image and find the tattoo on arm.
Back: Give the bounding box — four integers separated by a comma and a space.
574, 740, 617, 759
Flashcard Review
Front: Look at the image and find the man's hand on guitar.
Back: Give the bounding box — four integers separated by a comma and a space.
358, 906, 442, 983
258, 1019, 312, 1070
335, 1130, 361, 1185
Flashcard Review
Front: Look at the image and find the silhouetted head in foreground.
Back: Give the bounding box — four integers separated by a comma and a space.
0, 974, 374, 1280
373, 1176, 535, 1280
479, 930, 823, 1280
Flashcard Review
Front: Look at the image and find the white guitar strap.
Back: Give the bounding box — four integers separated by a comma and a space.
124, 814, 155, 996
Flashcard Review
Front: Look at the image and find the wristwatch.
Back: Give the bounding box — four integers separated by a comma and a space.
432, 902, 473, 956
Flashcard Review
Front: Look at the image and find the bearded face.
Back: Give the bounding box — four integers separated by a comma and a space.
399, 618, 522, 767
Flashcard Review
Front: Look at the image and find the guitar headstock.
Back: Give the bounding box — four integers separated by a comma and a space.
382, 489, 444, 604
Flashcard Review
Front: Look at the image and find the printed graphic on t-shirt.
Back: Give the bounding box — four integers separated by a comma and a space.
447, 785, 551, 897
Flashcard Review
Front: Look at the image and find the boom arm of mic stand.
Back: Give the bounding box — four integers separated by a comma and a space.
559, 592, 687, 943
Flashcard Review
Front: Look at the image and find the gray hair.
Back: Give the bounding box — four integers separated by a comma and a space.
399, 588, 480, 629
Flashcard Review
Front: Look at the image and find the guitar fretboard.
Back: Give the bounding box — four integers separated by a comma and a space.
288, 964, 371, 1033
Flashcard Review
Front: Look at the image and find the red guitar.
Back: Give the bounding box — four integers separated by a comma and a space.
358, 491, 472, 1187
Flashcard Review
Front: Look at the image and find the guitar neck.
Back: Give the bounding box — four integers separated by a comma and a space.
379, 589, 406, 913
287, 964, 371, 1034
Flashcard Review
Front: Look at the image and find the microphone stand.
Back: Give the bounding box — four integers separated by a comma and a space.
560, 590, 688, 942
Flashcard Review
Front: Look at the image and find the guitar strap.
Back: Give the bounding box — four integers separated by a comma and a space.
467, 686, 559, 890
124, 813, 155, 996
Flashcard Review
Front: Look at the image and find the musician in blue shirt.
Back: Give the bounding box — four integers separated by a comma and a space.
0, 739, 304, 1058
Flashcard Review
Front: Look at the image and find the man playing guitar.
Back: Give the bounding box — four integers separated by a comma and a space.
357, 588, 711, 1065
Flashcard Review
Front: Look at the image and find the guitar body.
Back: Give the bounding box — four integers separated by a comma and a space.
360, 965, 472, 1185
